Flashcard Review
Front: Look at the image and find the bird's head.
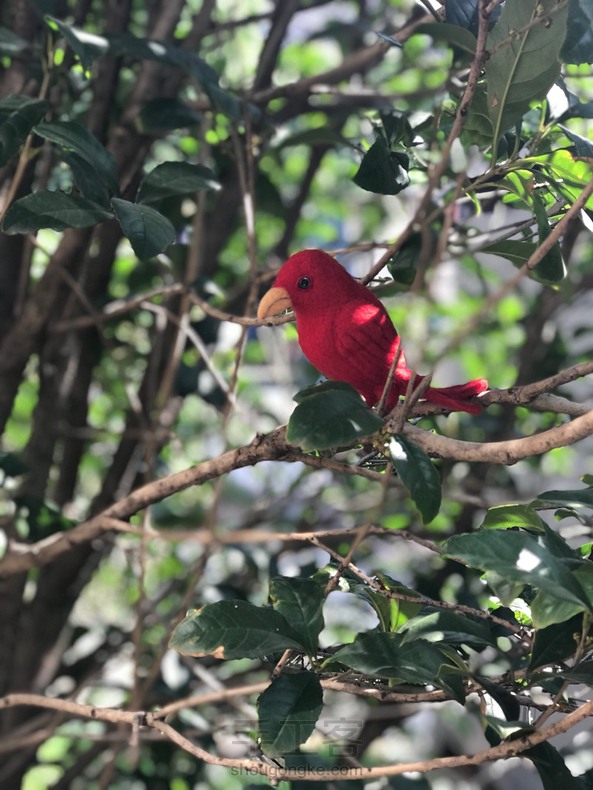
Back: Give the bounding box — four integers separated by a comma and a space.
257, 249, 351, 321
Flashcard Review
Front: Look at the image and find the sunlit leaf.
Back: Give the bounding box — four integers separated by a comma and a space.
169, 600, 306, 659
485, 0, 569, 143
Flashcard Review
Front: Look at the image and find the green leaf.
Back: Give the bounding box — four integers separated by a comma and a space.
111, 198, 175, 259
561, 0, 593, 64
168, 600, 307, 659
138, 98, 202, 134
482, 503, 545, 531
354, 574, 422, 632
532, 486, 593, 512
137, 162, 220, 204
560, 124, 593, 157
46, 15, 108, 70
0, 96, 50, 167
525, 742, 585, 790
557, 658, 593, 684
400, 610, 498, 648
485, 0, 569, 144
387, 436, 441, 524
531, 190, 566, 283
286, 381, 383, 451
35, 120, 119, 195
329, 632, 465, 702
269, 576, 325, 656
388, 233, 421, 287
530, 563, 593, 627
353, 135, 410, 195
444, 531, 592, 609
64, 153, 111, 207
257, 672, 323, 757
526, 150, 593, 210
2, 191, 112, 233
529, 615, 583, 670
414, 21, 477, 55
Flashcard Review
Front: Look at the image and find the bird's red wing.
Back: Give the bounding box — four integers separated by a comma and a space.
332, 301, 405, 405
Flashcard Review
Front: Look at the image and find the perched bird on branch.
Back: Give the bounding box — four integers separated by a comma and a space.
258, 249, 487, 414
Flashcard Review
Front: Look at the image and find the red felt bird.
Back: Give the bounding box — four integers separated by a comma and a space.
257, 249, 488, 414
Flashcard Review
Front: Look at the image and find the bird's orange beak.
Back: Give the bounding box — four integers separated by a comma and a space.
257, 286, 293, 322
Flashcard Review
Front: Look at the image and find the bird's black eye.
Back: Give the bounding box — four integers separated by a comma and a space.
297, 276, 311, 289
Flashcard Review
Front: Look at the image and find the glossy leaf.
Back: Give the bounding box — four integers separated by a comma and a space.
388, 436, 441, 524
2, 191, 112, 233
257, 672, 323, 757
529, 615, 583, 670
137, 162, 220, 204
169, 600, 306, 659
287, 381, 383, 451
269, 576, 325, 656
531, 190, 567, 283
331, 632, 466, 702
525, 742, 585, 790
355, 574, 422, 633
530, 562, 593, 627
353, 135, 410, 195
400, 610, 498, 648
0, 96, 50, 166
35, 120, 119, 194
46, 15, 108, 70
485, 0, 569, 143
111, 198, 175, 259
482, 503, 545, 531
444, 530, 591, 608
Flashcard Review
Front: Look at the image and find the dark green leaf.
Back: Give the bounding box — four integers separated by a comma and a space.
35, 120, 119, 194
531, 190, 567, 283
0, 451, 28, 478
46, 15, 108, 70
529, 615, 583, 670
329, 632, 466, 701
527, 150, 593, 210
257, 672, 323, 757
560, 124, 593, 157
287, 381, 383, 451
2, 191, 112, 233
525, 742, 585, 790
562, 0, 593, 64
387, 234, 421, 287
532, 486, 593, 512
485, 0, 569, 143
353, 136, 410, 195
557, 658, 593, 684
355, 574, 422, 632
269, 576, 325, 655
137, 162, 220, 204
475, 675, 521, 721
139, 98, 202, 134
168, 600, 307, 659
387, 436, 441, 524
111, 198, 175, 259
415, 22, 477, 55
0, 96, 50, 167
64, 152, 111, 207
400, 610, 498, 648
443, 530, 591, 608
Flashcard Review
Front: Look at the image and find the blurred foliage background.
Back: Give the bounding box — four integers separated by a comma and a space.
1, 0, 593, 788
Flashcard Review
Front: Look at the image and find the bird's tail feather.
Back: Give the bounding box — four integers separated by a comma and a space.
423, 378, 488, 414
